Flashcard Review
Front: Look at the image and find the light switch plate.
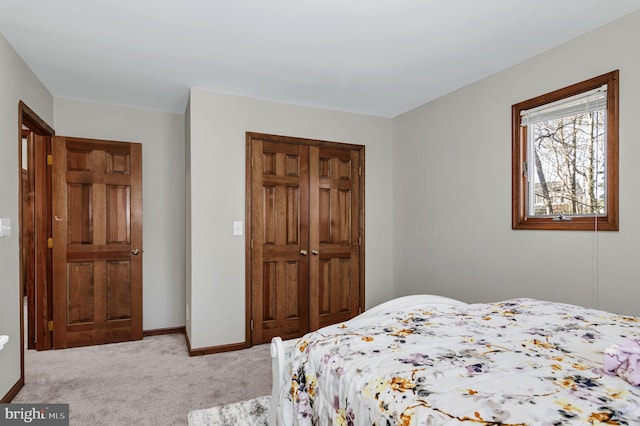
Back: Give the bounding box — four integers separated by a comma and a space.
0, 218, 11, 237
0, 335, 8, 351
233, 221, 243, 236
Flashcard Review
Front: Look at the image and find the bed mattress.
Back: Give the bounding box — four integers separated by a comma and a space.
277, 298, 640, 425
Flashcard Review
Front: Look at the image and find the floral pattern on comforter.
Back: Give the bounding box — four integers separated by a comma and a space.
278, 298, 640, 425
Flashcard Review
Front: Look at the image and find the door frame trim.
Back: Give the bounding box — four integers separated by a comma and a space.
245, 132, 366, 346
17, 101, 55, 388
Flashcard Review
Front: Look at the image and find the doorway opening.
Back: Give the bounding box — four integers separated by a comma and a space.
18, 101, 54, 360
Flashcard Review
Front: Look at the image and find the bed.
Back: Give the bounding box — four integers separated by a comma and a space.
269, 295, 640, 425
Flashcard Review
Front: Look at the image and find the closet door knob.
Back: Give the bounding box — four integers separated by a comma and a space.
132, 248, 140, 255
300, 250, 308, 256
311, 250, 319, 255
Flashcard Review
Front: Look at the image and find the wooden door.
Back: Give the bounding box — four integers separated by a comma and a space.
21, 130, 36, 349
33, 132, 53, 350
250, 138, 310, 343
248, 133, 364, 345
310, 146, 362, 330
52, 137, 143, 348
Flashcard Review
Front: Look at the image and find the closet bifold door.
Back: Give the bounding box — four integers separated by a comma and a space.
309, 146, 361, 330
250, 138, 310, 344
248, 132, 364, 345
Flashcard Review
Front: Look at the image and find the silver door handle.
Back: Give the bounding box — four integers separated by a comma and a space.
312, 249, 319, 255
132, 248, 140, 255
300, 249, 308, 256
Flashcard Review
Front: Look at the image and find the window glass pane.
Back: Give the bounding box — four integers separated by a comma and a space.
528, 110, 606, 217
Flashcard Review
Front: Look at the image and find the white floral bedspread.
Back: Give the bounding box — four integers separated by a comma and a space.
278, 298, 640, 425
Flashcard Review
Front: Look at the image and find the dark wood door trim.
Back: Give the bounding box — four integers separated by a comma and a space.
17, 101, 55, 401
18, 102, 54, 351
245, 132, 365, 346
19, 101, 54, 135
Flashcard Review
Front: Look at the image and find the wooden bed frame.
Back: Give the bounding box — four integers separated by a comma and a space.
268, 295, 468, 425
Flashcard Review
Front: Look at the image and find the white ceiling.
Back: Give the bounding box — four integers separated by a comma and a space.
1, 0, 639, 117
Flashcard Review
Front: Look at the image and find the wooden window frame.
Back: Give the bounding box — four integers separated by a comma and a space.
512, 70, 619, 231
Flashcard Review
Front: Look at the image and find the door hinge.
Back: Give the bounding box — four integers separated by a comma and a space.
358, 237, 362, 247
359, 166, 362, 176
47, 238, 53, 248
47, 321, 54, 331
251, 157, 254, 168
250, 238, 253, 250
47, 154, 53, 166
358, 306, 363, 315
250, 320, 254, 331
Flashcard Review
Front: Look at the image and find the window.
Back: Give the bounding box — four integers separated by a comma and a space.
512, 70, 619, 231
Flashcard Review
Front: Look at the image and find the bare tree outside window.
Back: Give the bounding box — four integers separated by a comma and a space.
512, 70, 618, 231
530, 110, 605, 217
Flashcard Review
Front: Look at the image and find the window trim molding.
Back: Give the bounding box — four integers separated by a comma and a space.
511, 70, 619, 231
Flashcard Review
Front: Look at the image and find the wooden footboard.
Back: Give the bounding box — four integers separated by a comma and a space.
269, 336, 297, 426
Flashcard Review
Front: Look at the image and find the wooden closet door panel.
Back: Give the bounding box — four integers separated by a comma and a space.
247, 132, 364, 345
251, 138, 310, 344
310, 146, 361, 330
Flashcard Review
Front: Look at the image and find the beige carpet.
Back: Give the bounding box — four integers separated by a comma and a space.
12, 334, 272, 425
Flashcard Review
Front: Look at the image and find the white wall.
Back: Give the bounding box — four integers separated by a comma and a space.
393, 11, 640, 316
186, 90, 394, 349
54, 98, 186, 330
0, 33, 53, 399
